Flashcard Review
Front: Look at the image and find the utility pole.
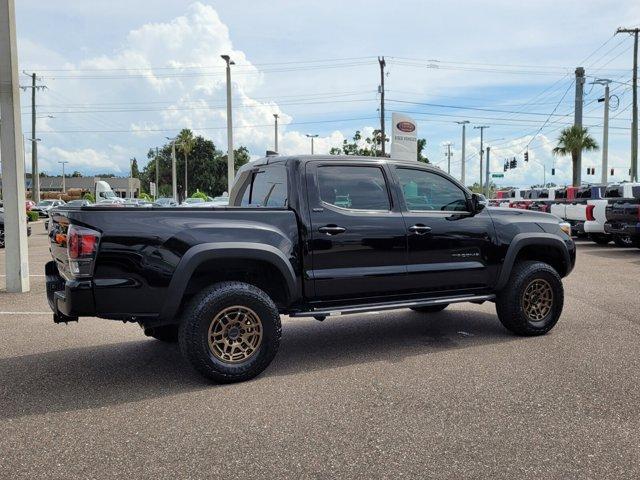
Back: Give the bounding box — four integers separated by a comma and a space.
378, 56, 386, 157
443, 142, 453, 174
222, 54, 235, 192
456, 120, 469, 185
154, 146, 159, 200
616, 28, 639, 181
574, 67, 585, 186
474, 125, 489, 191
0, 0, 30, 292
273, 113, 279, 152
485, 147, 491, 198
166, 137, 178, 201
58, 160, 68, 193
20, 72, 45, 202
171, 141, 177, 200
592, 79, 612, 184
306, 134, 318, 155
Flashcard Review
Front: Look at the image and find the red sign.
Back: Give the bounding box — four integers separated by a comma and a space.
396, 121, 415, 133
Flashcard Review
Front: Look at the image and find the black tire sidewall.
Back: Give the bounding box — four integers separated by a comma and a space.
497, 261, 564, 336
180, 282, 281, 382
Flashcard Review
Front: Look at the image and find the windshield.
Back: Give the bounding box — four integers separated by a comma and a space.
37, 200, 54, 206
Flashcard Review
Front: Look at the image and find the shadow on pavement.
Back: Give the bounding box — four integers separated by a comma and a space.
582, 248, 640, 260
0, 309, 513, 419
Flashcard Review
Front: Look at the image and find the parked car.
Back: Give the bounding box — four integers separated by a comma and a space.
46, 155, 575, 383
66, 199, 93, 207
31, 199, 66, 218
181, 197, 206, 206
97, 198, 125, 206
25, 200, 36, 211
604, 184, 640, 248
153, 197, 178, 207
0, 211, 31, 248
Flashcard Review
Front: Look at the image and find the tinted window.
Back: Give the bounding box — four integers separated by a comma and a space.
236, 165, 287, 207
538, 189, 549, 199
555, 189, 567, 199
577, 188, 591, 199
317, 166, 390, 211
396, 168, 468, 212
605, 186, 622, 198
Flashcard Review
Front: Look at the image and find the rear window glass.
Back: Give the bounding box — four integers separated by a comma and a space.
238, 165, 288, 207
555, 189, 567, 199
577, 188, 591, 199
605, 186, 622, 198
538, 190, 549, 199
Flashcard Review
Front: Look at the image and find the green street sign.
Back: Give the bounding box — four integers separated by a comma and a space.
491, 173, 504, 178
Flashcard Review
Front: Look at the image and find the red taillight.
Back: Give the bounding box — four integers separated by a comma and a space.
67, 225, 100, 277
586, 204, 595, 221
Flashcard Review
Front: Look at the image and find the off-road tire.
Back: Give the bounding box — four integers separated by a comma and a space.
410, 304, 449, 313
496, 261, 564, 336
178, 281, 281, 383
613, 235, 634, 248
144, 325, 179, 342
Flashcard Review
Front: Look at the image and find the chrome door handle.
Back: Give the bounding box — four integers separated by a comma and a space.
318, 225, 346, 235
408, 224, 432, 235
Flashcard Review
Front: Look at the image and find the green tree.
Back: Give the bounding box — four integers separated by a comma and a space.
552, 126, 598, 186
177, 129, 196, 198
330, 130, 387, 156
417, 138, 429, 163
141, 135, 250, 198
130, 158, 140, 178
71, 170, 83, 177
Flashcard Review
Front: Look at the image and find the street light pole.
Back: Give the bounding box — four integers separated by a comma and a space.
155, 146, 159, 200
592, 79, 612, 184
474, 125, 489, 191
222, 54, 235, 193
165, 136, 177, 201
273, 113, 279, 152
456, 121, 469, 185
58, 160, 68, 193
306, 134, 318, 154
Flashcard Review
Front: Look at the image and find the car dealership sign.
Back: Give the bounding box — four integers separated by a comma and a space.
390, 113, 417, 161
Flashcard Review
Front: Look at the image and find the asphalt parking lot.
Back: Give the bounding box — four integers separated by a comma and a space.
1, 224, 639, 479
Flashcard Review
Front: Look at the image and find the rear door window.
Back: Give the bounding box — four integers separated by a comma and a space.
317, 166, 390, 211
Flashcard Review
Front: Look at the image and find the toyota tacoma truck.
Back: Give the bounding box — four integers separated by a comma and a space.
46, 155, 576, 383
604, 184, 640, 248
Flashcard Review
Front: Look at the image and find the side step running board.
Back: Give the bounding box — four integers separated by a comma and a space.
289, 294, 495, 318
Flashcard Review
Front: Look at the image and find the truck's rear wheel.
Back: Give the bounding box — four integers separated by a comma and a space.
178, 282, 281, 383
410, 304, 448, 313
496, 261, 564, 336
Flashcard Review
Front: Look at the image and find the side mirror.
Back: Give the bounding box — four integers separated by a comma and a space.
471, 193, 486, 214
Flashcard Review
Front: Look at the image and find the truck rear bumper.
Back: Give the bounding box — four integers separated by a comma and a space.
604, 222, 640, 237
45, 261, 95, 322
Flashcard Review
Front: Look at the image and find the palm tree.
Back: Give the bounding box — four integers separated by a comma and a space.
177, 129, 196, 198
552, 125, 598, 186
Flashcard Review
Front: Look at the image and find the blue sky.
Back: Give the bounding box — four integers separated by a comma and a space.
12, 0, 640, 188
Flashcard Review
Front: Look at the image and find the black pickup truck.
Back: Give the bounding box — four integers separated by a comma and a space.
46, 155, 576, 383
604, 185, 640, 248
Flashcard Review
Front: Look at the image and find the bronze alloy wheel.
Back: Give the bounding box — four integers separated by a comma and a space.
521, 279, 554, 322
207, 305, 263, 363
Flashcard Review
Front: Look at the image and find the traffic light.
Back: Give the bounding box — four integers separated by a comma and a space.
510, 158, 517, 169
503, 163, 508, 172
610, 168, 615, 176
551, 168, 555, 176
524, 151, 529, 162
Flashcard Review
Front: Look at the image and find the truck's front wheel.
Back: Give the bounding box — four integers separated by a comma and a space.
178, 282, 281, 383
496, 261, 564, 336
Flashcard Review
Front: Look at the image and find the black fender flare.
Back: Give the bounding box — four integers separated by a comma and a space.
159, 242, 297, 322
495, 233, 571, 291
